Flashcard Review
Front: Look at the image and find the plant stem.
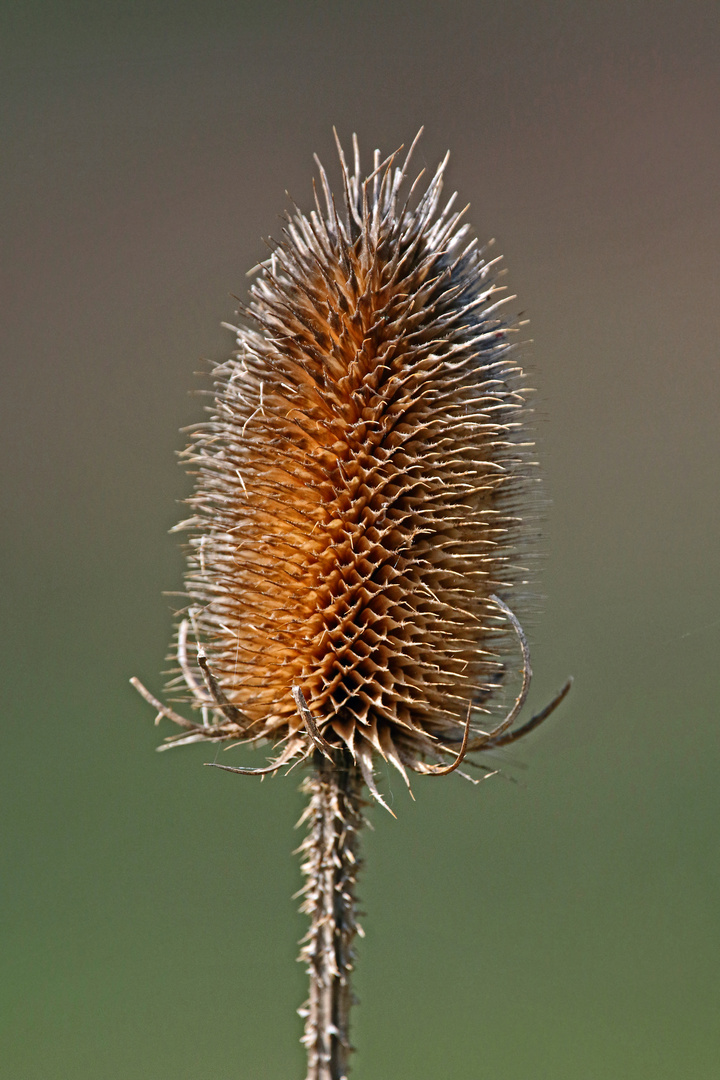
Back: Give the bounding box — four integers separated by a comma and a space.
298, 751, 365, 1080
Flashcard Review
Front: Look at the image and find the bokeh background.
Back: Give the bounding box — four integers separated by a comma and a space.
2, 2, 719, 1077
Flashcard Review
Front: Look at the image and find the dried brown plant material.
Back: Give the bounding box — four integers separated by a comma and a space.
131, 131, 571, 1079
133, 132, 569, 787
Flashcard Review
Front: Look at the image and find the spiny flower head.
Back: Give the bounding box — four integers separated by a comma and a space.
132, 132, 569, 805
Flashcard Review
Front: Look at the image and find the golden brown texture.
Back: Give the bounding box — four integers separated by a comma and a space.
140, 133, 543, 792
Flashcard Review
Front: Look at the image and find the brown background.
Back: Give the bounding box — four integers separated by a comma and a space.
2, 2, 719, 1077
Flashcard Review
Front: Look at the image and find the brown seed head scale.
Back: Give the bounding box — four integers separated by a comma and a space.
132, 131, 572, 807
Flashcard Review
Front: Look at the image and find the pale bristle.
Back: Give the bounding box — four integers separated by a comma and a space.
149, 134, 545, 784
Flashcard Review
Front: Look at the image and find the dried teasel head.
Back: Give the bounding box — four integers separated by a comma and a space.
132, 131, 571, 805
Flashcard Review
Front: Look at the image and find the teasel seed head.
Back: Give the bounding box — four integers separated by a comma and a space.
132, 131, 571, 804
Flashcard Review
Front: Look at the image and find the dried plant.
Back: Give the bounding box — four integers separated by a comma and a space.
132, 130, 570, 1080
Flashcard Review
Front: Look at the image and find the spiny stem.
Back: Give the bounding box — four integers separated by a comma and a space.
297, 751, 365, 1080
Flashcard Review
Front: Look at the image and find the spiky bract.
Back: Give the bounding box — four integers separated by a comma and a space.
164, 134, 537, 789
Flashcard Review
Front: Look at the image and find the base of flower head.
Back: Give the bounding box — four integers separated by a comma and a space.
131, 599, 571, 810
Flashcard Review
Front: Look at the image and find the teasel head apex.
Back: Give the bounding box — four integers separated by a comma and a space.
132, 131, 571, 806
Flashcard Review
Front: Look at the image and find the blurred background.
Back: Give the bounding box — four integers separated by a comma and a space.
2, 2, 719, 1077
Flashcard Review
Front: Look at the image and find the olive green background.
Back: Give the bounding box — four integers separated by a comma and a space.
2, 2, 718, 1077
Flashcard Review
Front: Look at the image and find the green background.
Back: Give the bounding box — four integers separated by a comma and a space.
2, 2, 719, 1077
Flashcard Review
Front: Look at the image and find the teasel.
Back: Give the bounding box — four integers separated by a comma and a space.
132, 130, 571, 1080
